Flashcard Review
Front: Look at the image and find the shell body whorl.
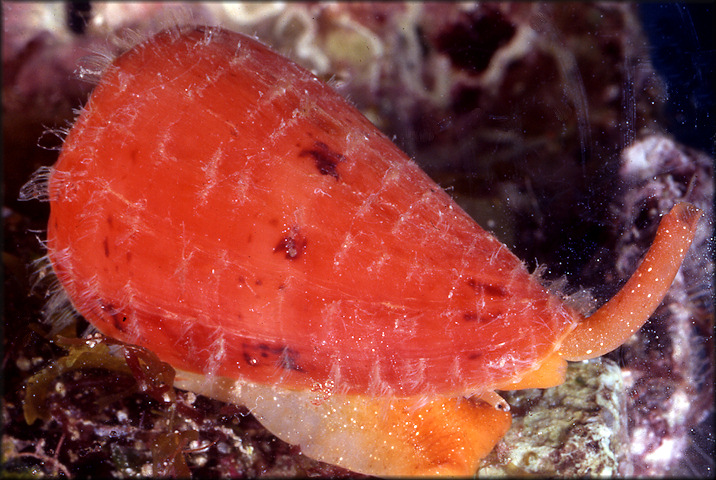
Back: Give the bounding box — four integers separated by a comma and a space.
48, 26, 579, 398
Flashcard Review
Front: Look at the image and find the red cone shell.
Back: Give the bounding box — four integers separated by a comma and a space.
47, 26, 578, 397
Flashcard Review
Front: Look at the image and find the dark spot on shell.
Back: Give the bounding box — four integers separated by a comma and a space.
126, 251, 132, 263
258, 343, 283, 356
242, 342, 269, 365
466, 278, 508, 297
484, 285, 508, 297
103, 237, 110, 257
241, 342, 302, 371
100, 302, 126, 332
299, 141, 344, 180
255, 279, 263, 286
274, 228, 307, 260
113, 316, 127, 332
462, 311, 499, 324
107, 215, 114, 227
466, 351, 485, 361
279, 348, 303, 372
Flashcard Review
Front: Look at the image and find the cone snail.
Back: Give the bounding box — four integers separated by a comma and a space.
24, 25, 702, 477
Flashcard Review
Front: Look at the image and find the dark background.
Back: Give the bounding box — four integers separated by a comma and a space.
639, 2, 715, 157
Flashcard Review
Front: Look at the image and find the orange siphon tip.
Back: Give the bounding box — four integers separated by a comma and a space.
560, 202, 702, 361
